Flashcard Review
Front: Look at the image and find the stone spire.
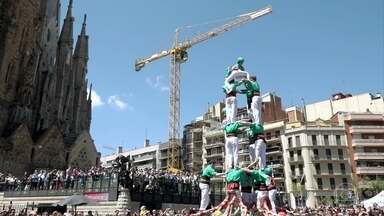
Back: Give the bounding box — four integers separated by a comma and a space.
59, 0, 74, 44
55, 0, 75, 124
71, 14, 90, 136
73, 14, 89, 61
88, 83, 92, 101
86, 83, 92, 131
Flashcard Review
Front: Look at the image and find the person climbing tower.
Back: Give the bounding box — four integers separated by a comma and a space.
241, 75, 262, 125
247, 123, 266, 169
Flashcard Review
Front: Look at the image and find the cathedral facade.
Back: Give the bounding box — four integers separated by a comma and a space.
0, 0, 99, 176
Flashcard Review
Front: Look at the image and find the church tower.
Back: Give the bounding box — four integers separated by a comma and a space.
71, 14, 90, 138
54, 0, 74, 128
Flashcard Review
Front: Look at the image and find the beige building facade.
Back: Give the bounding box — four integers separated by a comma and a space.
100, 141, 173, 170
282, 120, 353, 208
305, 93, 383, 121
332, 112, 384, 181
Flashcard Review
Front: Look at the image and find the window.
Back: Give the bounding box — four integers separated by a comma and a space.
328, 163, 333, 174
313, 149, 319, 159
299, 164, 304, 175
326, 149, 332, 160
288, 137, 293, 148
312, 135, 317, 146
341, 178, 349, 188
295, 136, 301, 147
338, 149, 343, 160
266, 132, 271, 140
289, 151, 294, 158
340, 163, 346, 174
336, 135, 341, 145
207, 149, 211, 155
317, 178, 323, 190
47, 29, 51, 42
275, 130, 280, 137
324, 135, 329, 145
5, 63, 14, 83
330, 178, 336, 190
315, 163, 321, 174
297, 150, 302, 157
291, 165, 295, 175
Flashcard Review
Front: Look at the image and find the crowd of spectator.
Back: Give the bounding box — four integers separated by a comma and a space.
1, 204, 384, 216
0, 167, 115, 192
129, 168, 199, 195
280, 204, 384, 216
0, 167, 199, 196
2, 168, 384, 215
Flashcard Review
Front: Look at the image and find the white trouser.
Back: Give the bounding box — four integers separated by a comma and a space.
269, 189, 277, 214
249, 139, 266, 169
225, 136, 239, 170
251, 95, 262, 124
257, 190, 268, 209
225, 96, 237, 123
199, 182, 210, 210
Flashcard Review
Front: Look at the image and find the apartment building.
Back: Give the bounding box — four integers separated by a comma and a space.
100, 140, 174, 170
282, 120, 353, 208
305, 93, 383, 121
332, 112, 384, 181
183, 120, 208, 173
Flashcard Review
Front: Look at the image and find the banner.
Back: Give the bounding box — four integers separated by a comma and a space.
84, 192, 109, 202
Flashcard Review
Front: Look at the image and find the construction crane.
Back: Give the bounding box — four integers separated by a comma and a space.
135, 6, 272, 170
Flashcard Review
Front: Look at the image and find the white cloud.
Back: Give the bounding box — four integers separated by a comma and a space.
146, 75, 168, 92
145, 75, 161, 88
108, 95, 133, 111
160, 86, 169, 92
87, 89, 104, 108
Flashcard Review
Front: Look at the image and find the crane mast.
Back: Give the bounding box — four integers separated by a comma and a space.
134, 6, 272, 170
168, 29, 182, 169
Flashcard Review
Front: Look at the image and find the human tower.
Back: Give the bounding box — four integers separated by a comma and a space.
196, 58, 277, 216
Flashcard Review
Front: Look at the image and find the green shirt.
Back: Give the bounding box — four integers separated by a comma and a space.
202, 164, 216, 179
242, 80, 260, 98
247, 123, 264, 138
226, 168, 244, 183
224, 122, 241, 134
222, 80, 241, 94
250, 169, 269, 185
239, 172, 253, 188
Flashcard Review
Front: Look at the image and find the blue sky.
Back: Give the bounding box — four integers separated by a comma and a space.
62, 0, 383, 155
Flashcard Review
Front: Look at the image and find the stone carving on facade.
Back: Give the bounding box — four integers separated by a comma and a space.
0, 0, 99, 176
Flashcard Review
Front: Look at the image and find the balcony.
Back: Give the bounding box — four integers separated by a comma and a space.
352, 139, 384, 147
349, 125, 384, 134
133, 154, 156, 163
356, 166, 384, 175
288, 156, 303, 163
266, 150, 282, 156
204, 129, 224, 137
238, 149, 249, 156
206, 152, 224, 158
344, 113, 383, 121
238, 138, 249, 144
267, 160, 284, 168
205, 142, 224, 149
266, 136, 280, 143
354, 152, 384, 160
311, 155, 348, 162
239, 161, 250, 167
159, 154, 168, 160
